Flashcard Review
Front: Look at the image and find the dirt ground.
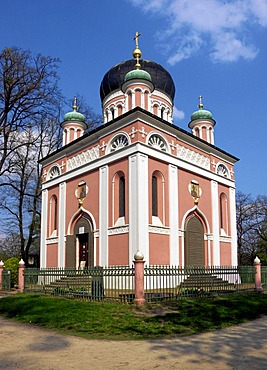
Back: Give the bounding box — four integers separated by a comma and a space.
0, 315, 267, 370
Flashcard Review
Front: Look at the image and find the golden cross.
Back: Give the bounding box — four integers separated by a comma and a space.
133, 32, 141, 49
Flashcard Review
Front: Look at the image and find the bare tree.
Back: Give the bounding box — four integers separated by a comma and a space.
0, 47, 61, 181
236, 191, 267, 265
0, 117, 61, 264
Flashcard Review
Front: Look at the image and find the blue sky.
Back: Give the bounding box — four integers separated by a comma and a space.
1, 0, 266, 197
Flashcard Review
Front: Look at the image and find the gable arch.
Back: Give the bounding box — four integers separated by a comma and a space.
67, 207, 96, 235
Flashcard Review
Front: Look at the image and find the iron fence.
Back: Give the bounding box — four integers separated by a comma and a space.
262, 266, 267, 287
2, 269, 11, 291
144, 265, 256, 302
24, 266, 135, 303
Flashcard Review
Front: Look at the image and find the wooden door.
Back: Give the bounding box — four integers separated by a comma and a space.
185, 216, 204, 266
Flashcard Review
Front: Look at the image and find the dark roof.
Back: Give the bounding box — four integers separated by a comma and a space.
100, 59, 175, 102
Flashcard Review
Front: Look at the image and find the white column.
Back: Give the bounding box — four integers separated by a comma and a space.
169, 165, 179, 265
58, 182, 66, 268
40, 189, 48, 268
62, 129, 66, 147
229, 187, 238, 265
99, 165, 109, 266
129, 153, 149, 265
211, 180, 220, 265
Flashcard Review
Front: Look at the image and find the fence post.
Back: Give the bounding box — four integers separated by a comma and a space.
18, 259, 25, 293
133, 251, 145, 306
0, 260, 4, 290
254, 256, 263, 292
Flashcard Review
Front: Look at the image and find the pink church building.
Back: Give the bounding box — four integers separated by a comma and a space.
40, 35, 239, 269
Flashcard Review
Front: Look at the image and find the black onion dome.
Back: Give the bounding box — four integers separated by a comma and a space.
100, 59, 175, 103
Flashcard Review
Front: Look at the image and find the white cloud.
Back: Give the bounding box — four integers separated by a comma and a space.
173, 106, 185, 120
249, 0, 267, 26
211, 32, 258, 62
128, 0, 265, 63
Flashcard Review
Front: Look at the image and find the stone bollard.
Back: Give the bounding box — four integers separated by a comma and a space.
133, 251, 145, 306
18, 259, 25, 293
254, 256, 263, 292
0, 260, 4, 291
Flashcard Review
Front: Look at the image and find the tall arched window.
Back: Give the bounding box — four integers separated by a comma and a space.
151, 171, 165, 225
49, 195, 58, 236
117, 104, 123, 116
153, 104, 159, 115
112, 172, 126, 226
144, 91, 149, 110
127, 91, 132, 110
119, 176, 125, 218
220, 192, 228, 234
152, 176, 158, 217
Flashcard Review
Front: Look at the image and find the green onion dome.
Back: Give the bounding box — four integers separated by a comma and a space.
191, 107, 213, 121
191, 96, 213, 121
63, 99, 85, 123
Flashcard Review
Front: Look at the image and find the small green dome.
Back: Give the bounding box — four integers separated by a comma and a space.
64, 110, 85, 122
63, 98, 85, 123
191, 108, 213, 121
124, 68, 152, 82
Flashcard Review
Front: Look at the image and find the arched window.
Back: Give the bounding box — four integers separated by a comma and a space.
220, 192, 228, 234
119, 176, 125, 218
112, 172, 127, 226
152, 176, 158, 217
153, 104, 159, 115
49, 195, 58, 236
117, 104, 123, 116
127, 91, 132, 110
151, 171, 165, 225
195, 127, 200, 137
161, 107, 165, 119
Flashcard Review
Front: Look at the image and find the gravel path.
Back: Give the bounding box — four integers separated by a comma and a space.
0, 315, 267, 369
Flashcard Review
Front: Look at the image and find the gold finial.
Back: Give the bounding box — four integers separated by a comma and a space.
133, 32, 142, 70
198, 95, 204, 109
73, 97, 78, 111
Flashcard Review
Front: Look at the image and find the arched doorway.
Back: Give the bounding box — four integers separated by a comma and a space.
73, 216, 94, 268
184, 215, 205, 266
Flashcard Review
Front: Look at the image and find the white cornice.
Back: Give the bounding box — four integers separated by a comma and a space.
42, 141, 235, 191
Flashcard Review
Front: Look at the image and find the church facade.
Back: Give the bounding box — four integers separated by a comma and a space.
40, 35, 239, 269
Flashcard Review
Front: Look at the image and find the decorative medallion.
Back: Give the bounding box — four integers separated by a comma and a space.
75, 181, 88, 207
189, 180, 202, 205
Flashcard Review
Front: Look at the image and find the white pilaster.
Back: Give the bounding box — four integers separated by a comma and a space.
211, 180, 220, 265
169, 165, 179, 265
99, 165, 109, 266
229, 187, 238, 265
129, 153, 149, 264
58, 182, 66, 267
40, 189, 48, 268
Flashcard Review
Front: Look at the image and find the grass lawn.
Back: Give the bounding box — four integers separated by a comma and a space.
0, 293, 266, 340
